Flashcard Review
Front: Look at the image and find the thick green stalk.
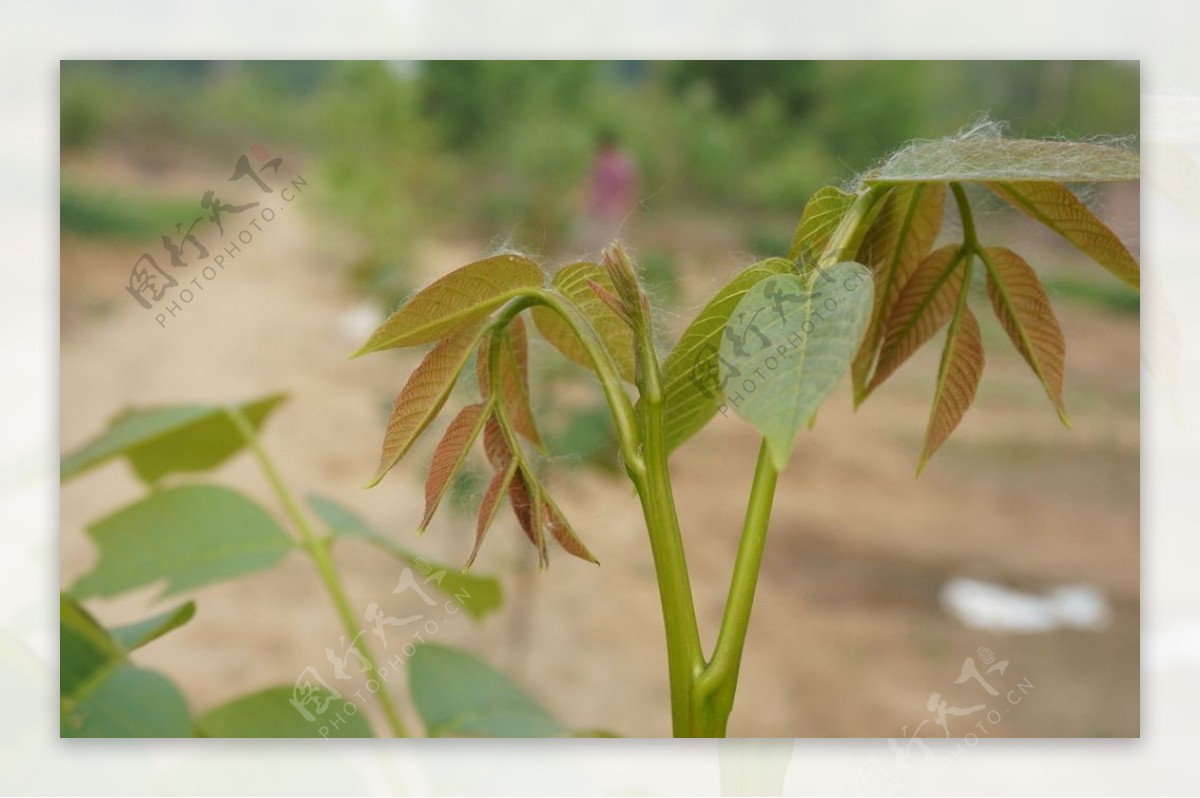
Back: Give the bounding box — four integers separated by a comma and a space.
225, 407, 409, 738
692, 439, 779, 736
629, 297, 705, 736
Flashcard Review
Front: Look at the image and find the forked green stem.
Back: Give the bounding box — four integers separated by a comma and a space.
692, 439, 779, 736
225, 407, 409, 738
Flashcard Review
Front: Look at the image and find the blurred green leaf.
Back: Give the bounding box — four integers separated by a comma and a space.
69, 485, 294, 601
719, 264, 874, 469
60, 594, 192, 738
409, 644, 567, 737
60, 393, 287, 483
306, 494, 503, 620
196, 686, 373, 738
64, 663, 192, 738
110, 601, 196, 652
59, 594, 123, 697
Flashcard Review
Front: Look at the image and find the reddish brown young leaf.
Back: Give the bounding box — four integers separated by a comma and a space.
482, 415, 511, 470
982, 247, 1069, 424
508, 467, 547, 569
477, 320, 544, 450
467, 460, 517, 569
920, 304, 984, 472
368, 320, 486, 487
542, 493, 598, 565
853, 183, 946, 399
986, 181, 1139, 290
586, 279, 634, 327
420, 403, 487, 532
868, 244, 968, 393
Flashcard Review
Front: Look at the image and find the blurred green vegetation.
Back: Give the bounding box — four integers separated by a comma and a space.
61, 60, 1138, 265
61, 183, 202, 240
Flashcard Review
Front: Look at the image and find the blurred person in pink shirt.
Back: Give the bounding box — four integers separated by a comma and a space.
577, 128, 640, 251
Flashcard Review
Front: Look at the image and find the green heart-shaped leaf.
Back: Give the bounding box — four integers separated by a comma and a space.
718, 262, 873, 469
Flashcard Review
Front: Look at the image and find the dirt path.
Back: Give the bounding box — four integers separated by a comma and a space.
60, 155, 1139, 737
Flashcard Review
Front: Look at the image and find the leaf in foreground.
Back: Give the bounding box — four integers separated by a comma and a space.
60, 594, 192, 737
69, 485, 294, 601
196, 686, 373, 738
60, 393, 286, 483
719, 263, 875, 470
658, 258, 796, 454
409, 643, 569, 737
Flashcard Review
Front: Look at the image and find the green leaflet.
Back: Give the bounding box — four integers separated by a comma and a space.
408, 644, 569, 737
60, 393, 287, 483
658, 258, 795, 454
353, 254, 544, 355
196, 686, 374, 738
110, 601, 197, 652
718, 263, 874, 470
60, 594, 193, 738
69, 485, 294, 600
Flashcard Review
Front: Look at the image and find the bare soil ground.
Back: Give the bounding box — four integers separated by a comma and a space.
60, 154, 1139, 738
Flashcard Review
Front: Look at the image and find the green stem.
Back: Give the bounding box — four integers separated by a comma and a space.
692, 439, 779, 736
629, 297, 705, 737
225, 407, 409, 738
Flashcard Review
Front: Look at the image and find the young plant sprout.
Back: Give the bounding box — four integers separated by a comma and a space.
355, 130, 1139, 737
